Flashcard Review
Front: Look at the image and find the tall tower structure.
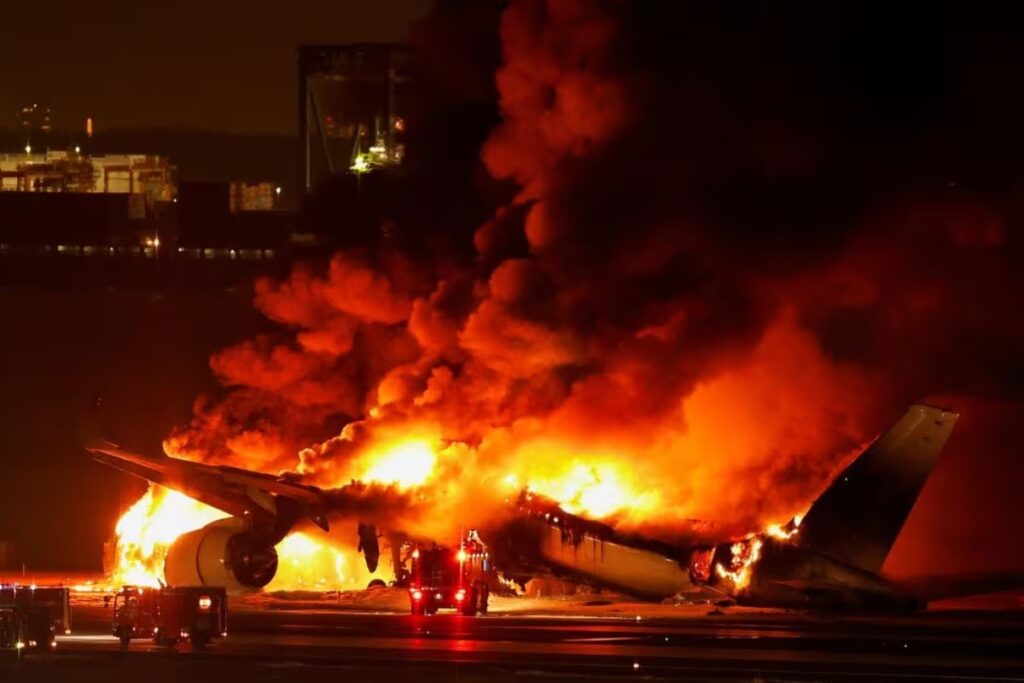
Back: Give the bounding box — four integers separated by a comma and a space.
297, 44, 410, 194
17, 103, 53, 152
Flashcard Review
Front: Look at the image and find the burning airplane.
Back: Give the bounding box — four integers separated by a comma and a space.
87, 402, 1010, 611
490, 404, 966, 610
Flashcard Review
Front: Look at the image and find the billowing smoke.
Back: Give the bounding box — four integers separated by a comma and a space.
166, 1, 1023, 546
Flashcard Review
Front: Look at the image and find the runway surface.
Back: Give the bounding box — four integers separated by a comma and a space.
3, 599, 1024, 681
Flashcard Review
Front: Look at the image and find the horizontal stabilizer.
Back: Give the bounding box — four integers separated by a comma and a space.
897, 570, 1024, 603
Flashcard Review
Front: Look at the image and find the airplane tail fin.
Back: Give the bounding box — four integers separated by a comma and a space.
798, 404, 958, 575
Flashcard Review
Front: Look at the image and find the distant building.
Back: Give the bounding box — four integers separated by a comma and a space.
0, 151, 175, 253
176, 181, 291, 255
0, 129, 297, 272
229, 181, 283, 213
298, 44, 410, 193
0, 151, 175, 202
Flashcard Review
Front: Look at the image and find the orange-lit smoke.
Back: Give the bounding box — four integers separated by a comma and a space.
138, 1, 873, 555
110, 0, 1024, 589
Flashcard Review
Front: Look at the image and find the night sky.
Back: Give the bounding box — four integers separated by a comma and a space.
0, 0, 431, 135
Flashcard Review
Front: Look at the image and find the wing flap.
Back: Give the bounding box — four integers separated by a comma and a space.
897, 571, 1024, 602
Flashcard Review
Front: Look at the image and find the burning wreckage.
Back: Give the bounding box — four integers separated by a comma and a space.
83, 403, 1011, 612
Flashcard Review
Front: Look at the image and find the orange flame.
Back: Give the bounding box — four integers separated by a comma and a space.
109, 433, 806, 593
713, 515, 804, 590
111, 487, 228, 587
714, 537, 764, 590
518, 461, 659, 520
108, 428, 444, 589
357, 438, 438, 488
268, 532, 383, 591
109, 485, 386, 590
765, 514, 803, 541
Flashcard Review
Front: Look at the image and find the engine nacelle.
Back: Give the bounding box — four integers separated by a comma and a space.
164, 518, 278, 594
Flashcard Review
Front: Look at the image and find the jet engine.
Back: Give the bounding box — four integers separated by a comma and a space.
164, 518, 278, 593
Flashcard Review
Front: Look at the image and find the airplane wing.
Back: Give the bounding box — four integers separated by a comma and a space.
761, 571, 1024, 610
85, 436, 330, 535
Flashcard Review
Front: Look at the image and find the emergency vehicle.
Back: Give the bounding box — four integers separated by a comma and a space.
110, 586, 227, 649
408, 531, 492, 616
0, 584, 69, 652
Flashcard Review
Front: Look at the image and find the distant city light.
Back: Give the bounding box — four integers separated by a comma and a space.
350, 154, 370, 174
74, 146, 81, 154
24, 145, 31, 154
275, 186, 282, 197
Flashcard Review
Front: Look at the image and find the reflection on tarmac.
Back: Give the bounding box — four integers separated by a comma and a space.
3, 602, 1023, 682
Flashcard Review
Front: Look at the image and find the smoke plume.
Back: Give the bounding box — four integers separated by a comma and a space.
166, 1, 1024, 546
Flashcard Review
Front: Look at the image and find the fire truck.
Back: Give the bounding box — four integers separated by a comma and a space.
0, 585, 70, 652
110, 586, 227, 649
408, 531, 492, 616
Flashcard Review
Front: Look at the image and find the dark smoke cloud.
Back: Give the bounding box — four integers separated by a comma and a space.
168, 1, 1024, 547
